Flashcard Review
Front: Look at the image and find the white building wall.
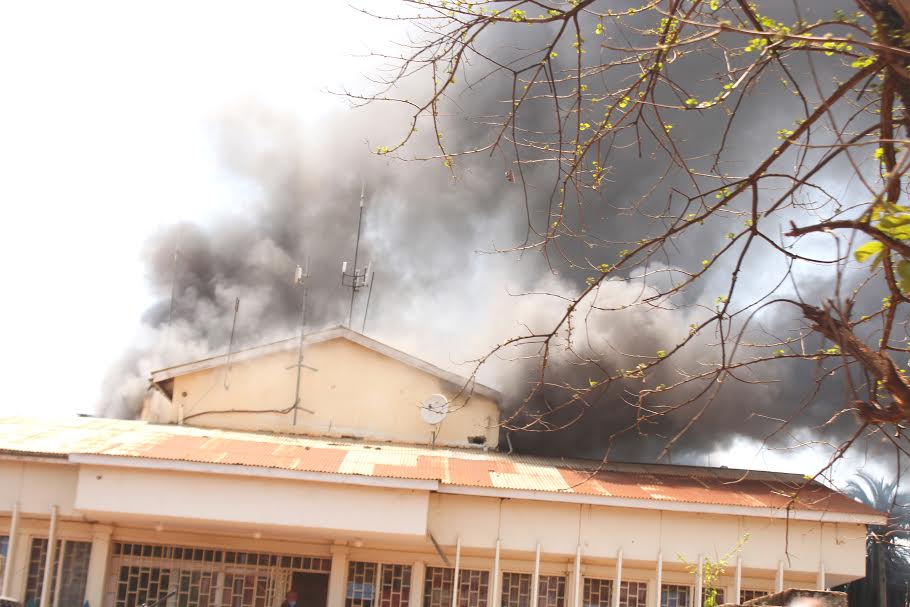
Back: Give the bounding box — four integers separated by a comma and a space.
0, 458, 870, 607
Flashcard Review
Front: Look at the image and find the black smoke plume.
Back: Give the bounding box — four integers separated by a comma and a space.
99, 1, 896, 468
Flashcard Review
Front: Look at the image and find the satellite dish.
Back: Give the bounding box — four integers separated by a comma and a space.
420, 394, 449, 425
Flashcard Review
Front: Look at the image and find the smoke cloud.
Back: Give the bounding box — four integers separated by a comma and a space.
99, 0, 896, 468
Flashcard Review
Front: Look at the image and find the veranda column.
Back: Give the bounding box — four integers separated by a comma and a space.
327, 545, 349, 607
491, 540, 501, 607
39, 506, 58, 607
451, 538, 461, 607
1, 502, 20, 597
409, 561, 425, 607
52, 540, 66, 607
733, 555, 742, 605
611, 549, 622, 607
653, 552, 662, 607
6, 519, 31, 601
571, 545, 581, 607
83, 524, 113, 607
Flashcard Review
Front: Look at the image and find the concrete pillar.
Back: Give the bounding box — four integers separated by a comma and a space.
816, 563, 826, 591
530, 544, 540, 607
653, 553, 662, 607
571, 545, 581, 607
733, 555, 742, 605
52, 540, 66, 607
327, 545, 349, 607
694, 555, 703, 607
83, 525, 112, 607
451, 539, 461, 607
409, 561, 425, 607
2, 502, 21, 597
611, 549, 622, 607
7, 523, 31, 601
492, 540, 501, 607
40, 507, 58, 607
775, 560, 784, 594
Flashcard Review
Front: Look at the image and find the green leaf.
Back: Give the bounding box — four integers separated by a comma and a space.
878, 213, 910, 229
855, 240, 884, 263
898, 260, 910, 294
882, 224, 910, 240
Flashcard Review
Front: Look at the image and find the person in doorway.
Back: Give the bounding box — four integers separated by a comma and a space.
280, 590, 300, 607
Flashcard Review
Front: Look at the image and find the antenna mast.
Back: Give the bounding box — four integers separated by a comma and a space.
223, 297, 240, 390
292, 259, 310, 426
341, 182, 374, 330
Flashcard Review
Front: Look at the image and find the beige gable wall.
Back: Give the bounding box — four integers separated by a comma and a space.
145, 337, 500, 448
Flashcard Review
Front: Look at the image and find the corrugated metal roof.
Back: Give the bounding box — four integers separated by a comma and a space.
0, 416, 880, 519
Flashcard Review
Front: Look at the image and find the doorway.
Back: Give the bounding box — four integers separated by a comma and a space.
291, 571, 330, 607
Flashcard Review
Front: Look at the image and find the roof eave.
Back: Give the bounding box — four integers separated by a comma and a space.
66, 452, 884, 526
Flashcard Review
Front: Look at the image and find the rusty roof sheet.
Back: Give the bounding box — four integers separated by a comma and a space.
0, 416, 881, 520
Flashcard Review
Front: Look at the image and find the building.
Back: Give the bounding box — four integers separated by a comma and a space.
0, 327, 884, 607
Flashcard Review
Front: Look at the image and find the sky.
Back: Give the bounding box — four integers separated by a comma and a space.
0, 0, 397, 416
0, 1, 893, 486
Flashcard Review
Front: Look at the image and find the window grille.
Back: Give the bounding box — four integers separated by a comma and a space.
739, 589, 768, 603
582, 578, 648, 607
500, 573, 565, 607
423, 567, 489, 607
345, 562, 411, 607
25, 538, 92, 607
701, 588, 724, 606
660, 585, 691, 607
0, 536, 8, 588
106, 542, 329, 607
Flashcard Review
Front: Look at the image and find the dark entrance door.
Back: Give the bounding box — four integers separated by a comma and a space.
291, 572, 330, 607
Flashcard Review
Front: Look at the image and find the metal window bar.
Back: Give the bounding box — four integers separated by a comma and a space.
105, 542, 330, 607
582, 578, 648, 607
739, 589, 768, 603
501, 573, 565, 607
346, 561, 412, 607
0, 536, 9, 588
700, 587, 724, 606
25, 538, 92, 607
659, 585, 691, 607
423, 567, 489, 607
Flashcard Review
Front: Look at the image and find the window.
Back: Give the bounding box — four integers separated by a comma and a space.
0, 536, 8, 586
702, 588, 724, 606
740, 589, 768, 603
345, 561, 411, 607
116, 566, 172, 607
583, 579, 648, 607
108, 542, 329, 607
424, 567, 489, 607
221, 573, 270, 607
660, 585, 691, 607
501, 573, 565, 607
25, 539, 92, 607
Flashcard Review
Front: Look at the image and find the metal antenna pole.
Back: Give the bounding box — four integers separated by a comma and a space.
361, 268, 376, 333
341, 181, 374, 332
293, 259, 309, 426
224, 297, 240, 390
347, 186, 365, 327
164, 229, 181, 358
